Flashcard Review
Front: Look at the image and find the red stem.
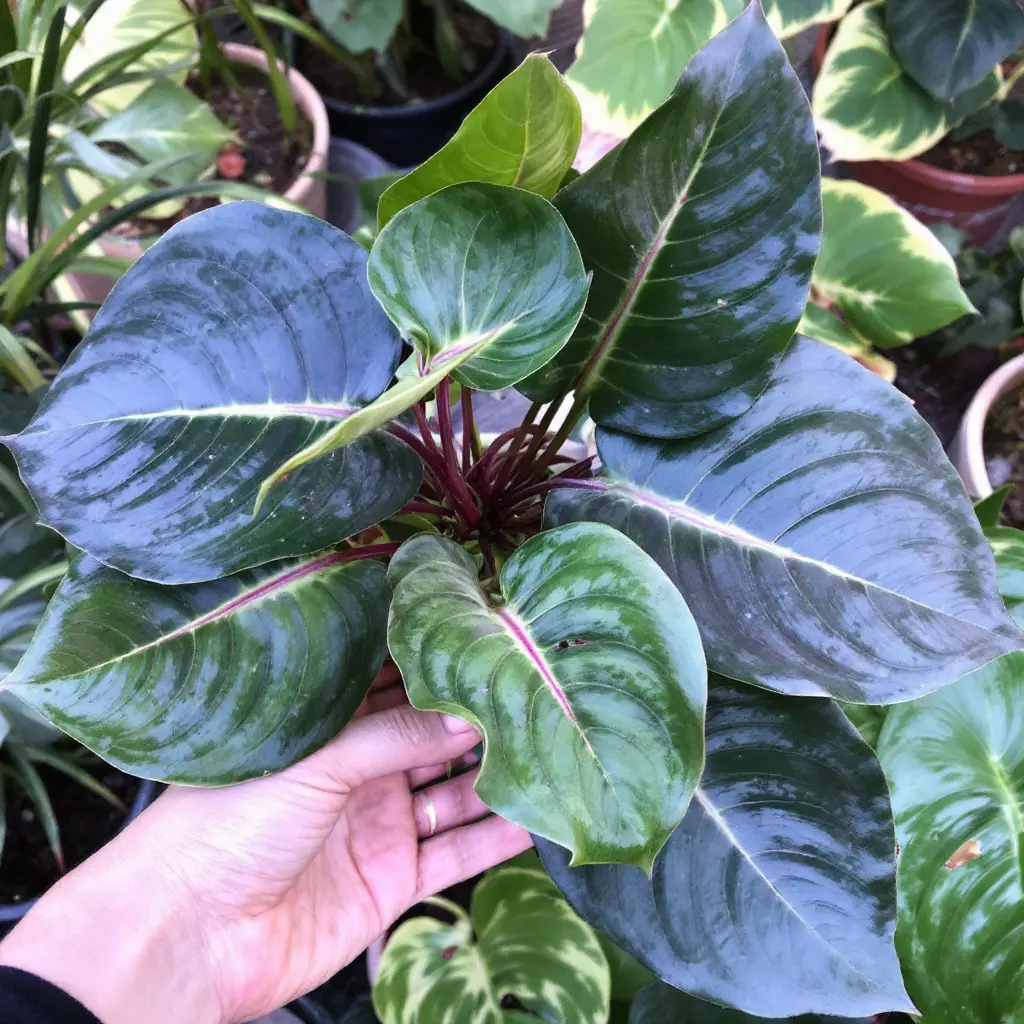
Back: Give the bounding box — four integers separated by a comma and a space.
499, 474, 599, 509
337, 541, 402, 562
436, 381, 481, 527
388, 422, 448, 496
461, 386, 477, 472
507, 401, 561, 489
488, 401, 541, 496
399, 500, 454, 517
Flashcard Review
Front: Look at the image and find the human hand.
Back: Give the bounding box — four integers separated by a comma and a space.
0, 670, 531, 1024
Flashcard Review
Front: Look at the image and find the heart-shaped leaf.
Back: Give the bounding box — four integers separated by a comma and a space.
377, 56, 581, 228
464, 0, 563, 39
309, 0, 402, 53
877, 652, 1024, 1023
523, 3, 821, 439
887, 0, 1024, 101
538, 678, 912, 1019
545, 336, 1023, 703
986, 524, 1024, 628
387, 523, 707, 872
812, 1, 948, 162
813, 179, 974, 349
5, 202, 422, 586
629, 981, 872, 1023
372, 863, 610, 1024
3, 551, 390, 784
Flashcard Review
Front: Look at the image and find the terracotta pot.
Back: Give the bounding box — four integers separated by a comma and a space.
949, 352, 1024, 497
9, 43, 330, 315
813, 27, 1024, 247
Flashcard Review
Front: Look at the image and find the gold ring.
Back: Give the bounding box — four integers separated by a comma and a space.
424, 797, 437, 837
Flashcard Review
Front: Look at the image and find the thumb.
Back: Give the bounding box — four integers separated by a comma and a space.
304, 705, 480, 790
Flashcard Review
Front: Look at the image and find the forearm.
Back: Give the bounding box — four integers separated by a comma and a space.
0, 822, 220, 1024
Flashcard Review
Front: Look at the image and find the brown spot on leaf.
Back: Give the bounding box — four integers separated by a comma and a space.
945, 839, 982, 869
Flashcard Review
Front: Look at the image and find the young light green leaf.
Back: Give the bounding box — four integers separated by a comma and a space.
5, 552, 390, 785
377, 56, 581, 228
887, 0, 1024, 101
813, 1, 948, 161
308, 0, 402, 53
7, 742, 63, 868
387, 524, 707, 872
545, 337, 1024, 703
975, 485, 1012, 530
878, 652, 1024, 1023
814, 179, 975, 349
373, 864, 610, 1024
540, 678, 912, 1019
524, 4, 821, 439
797, 304, 897, 381
6, 203, 422, 586
368, 182, 589, 392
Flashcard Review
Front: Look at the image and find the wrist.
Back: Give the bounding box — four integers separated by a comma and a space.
0, 824, 222, 1024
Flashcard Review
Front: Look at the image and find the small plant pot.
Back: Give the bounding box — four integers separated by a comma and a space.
304, 34, 513, 166
813, 27, 1024, 248
0, 777, 158, 934
949, 351, 1024, 497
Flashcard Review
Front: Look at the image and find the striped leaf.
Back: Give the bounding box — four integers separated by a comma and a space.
887, 0, 1024, 101
524, 4, 820, 439
5, 203, 422, 586
813, 0, 949, 161
3, 552, 389, 784
372, 864, 610, 1024
539, 679, 912, 1019
386, 524, 707, 872
878, 651, 1024, 1023
377, 56, 581, 228
812, 179, 974, 349
763, 0, 856, 37
544, 337, 1024, 703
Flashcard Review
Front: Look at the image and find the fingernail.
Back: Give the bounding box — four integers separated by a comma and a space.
442, 714, 476, 734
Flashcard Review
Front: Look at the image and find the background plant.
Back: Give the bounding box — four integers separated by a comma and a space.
1, 5, 1021, 1020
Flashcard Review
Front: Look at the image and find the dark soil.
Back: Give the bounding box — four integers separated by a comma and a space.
984, 387, 1024, 528
302, 1, 497, 107
919, 129, 1023, 177
111, 67, 312, 240
0, 761, 140, 904
891, 342, 1002, 447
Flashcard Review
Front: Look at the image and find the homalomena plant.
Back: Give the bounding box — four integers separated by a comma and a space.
0, 6, 1020, 1018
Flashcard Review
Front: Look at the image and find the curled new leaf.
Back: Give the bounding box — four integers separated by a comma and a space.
545, 337, 1024, 703
4, 553, 390, 784
386, 524, 707, 872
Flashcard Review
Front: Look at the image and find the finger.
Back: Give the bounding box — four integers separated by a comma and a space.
416, 816, 532, 899
307, 705, 480, 790
407, 748, 479, 790
412, 770, 487, 839
366, 683, 407, 714
372, 662, 402, 690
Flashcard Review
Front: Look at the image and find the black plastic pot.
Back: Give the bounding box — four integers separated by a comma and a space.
305, 34, 513, 166
327, 138, 395, 235
0, 778, 159, 932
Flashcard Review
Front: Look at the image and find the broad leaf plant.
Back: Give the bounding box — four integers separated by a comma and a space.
1, 5, 1022, 1018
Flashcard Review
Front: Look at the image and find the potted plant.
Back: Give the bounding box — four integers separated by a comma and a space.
812, 0, 1024, 246
2, 7, 1023, 1019
286, 0, 563, 164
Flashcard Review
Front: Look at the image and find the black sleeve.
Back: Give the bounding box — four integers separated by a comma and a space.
0, 966, 102, 1024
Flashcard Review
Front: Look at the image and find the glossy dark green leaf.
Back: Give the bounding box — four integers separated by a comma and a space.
974, 485, 1012, 529
877, 651, 1024, 1023
538, 678, 911, 1019
887, 0, 1024, 101
985, 524, 1024, 628
628, 980, 870, 1023
5, 202, 421, 585
520, 4, 820, 439
387, 524, 707, 872
546, 337, 1023, 703
2, 552, 390, 784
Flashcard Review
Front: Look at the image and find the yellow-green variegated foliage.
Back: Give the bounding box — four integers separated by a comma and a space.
812, 0, 950, 161
372, 864, 611, 1024
800, 179, 974, 377
567, 0, 851, 136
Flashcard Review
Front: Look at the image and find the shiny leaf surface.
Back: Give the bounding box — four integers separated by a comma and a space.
813, 1, 948, 161
539, 679, 911, 1019
545, 337, 1023, 703
387, 524, 707, 871
377, 56, 581, 228
525, 4, 820, 439
813, 179, 974, 349
887, 0, 1024, 101
308, 0, 402, 53
368, 182, 589, 392
372, 864, 610, 1024
878, 652, 1024, 1023
4, 552, 389, 784
986, 525, 1024, 628
6, 203, 421, 585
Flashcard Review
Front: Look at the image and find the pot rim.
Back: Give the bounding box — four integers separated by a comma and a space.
311, 32, 510, 121
812, 24, 1024, 195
